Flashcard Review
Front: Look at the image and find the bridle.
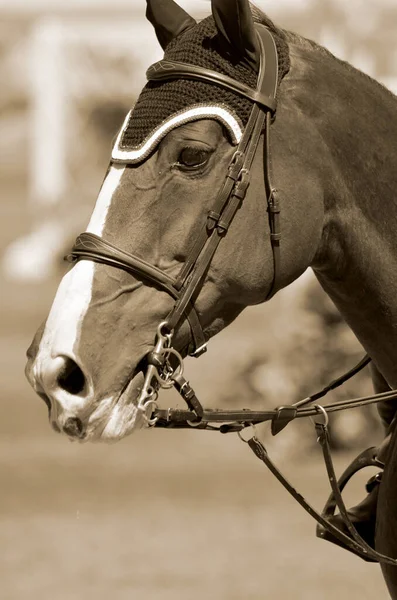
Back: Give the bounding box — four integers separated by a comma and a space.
69, 25, 280, 358
67, 25, 397, 566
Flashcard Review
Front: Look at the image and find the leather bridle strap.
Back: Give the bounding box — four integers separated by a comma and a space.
67, 25, 279, 356
66, 233, 207, 353
264, 110, 281, 301
247, 432, 397, 565
146, 61, 277, 112
151, 25, 280, 301
156, 25, 279, 332
173, 110, 261, 291
315, 423, 396, 563
164, 104, 267, 332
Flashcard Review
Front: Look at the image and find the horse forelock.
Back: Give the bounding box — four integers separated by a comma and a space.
115, 8, 290, 160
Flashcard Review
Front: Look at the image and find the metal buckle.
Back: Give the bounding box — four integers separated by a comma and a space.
228, 150, 245, 181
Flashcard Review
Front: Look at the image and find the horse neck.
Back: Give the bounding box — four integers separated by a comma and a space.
293, 39, 397, 385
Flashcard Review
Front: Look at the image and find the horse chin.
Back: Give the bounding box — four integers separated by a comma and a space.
85, 372, 149, 442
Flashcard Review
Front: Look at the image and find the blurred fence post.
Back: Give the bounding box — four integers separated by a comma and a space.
29, 16, 67, 207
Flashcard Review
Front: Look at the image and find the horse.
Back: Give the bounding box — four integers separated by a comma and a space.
25, 0, 397, 595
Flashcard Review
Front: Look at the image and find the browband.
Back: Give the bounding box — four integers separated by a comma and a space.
147, 60, 277, 112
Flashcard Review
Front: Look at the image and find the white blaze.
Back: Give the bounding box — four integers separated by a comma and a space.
34, 165, 125, 370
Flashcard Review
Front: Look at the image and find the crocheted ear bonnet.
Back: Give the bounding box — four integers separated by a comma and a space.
112, 12, 290, 163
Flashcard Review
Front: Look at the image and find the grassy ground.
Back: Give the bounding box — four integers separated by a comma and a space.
0, 182, 389, 599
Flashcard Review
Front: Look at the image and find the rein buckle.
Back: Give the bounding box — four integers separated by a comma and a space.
271, 405, 297, 436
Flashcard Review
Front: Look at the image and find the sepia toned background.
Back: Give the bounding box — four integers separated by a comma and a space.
1, 0, 396, 598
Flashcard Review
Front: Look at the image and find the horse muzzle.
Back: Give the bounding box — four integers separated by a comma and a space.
25, 350, 148, 441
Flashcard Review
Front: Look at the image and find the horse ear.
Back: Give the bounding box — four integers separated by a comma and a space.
211, 0, 260, 71
146, 0, 197, 50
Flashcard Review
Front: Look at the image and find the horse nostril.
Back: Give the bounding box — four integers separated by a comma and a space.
63, 417, 84, 438
56, 357, 86, 395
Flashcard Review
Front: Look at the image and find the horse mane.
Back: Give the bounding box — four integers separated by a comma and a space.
289, 29, 397, 100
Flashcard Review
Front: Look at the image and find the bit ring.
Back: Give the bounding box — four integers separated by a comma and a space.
237, 424, 257, 443
138, 398, 159, 427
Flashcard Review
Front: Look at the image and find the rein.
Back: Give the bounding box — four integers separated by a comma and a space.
67, 25, 397, 566
145, 323, 397, 566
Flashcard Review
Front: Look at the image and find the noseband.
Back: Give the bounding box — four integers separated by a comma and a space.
67, 25, 397, 567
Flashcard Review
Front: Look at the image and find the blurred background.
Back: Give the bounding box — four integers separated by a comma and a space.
1, 0, 396, 598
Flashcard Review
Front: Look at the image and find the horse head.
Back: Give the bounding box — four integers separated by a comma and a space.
26, 0, 328, 441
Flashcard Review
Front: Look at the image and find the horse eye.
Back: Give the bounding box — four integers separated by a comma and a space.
178, 147, 209, 168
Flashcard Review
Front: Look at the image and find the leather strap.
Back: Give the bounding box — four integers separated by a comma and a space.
247, 433, 397, 565
315, 424, 397, 564
70, 233, 179, 294
294, 354, 372, 409
165, 105, 266, 331
147, 61, 277, 112
154, 389, 397, 428
154, 353, 376, 428
264, 110, 281, 300
67, 233, 207, 354
163, 25, 279, 331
